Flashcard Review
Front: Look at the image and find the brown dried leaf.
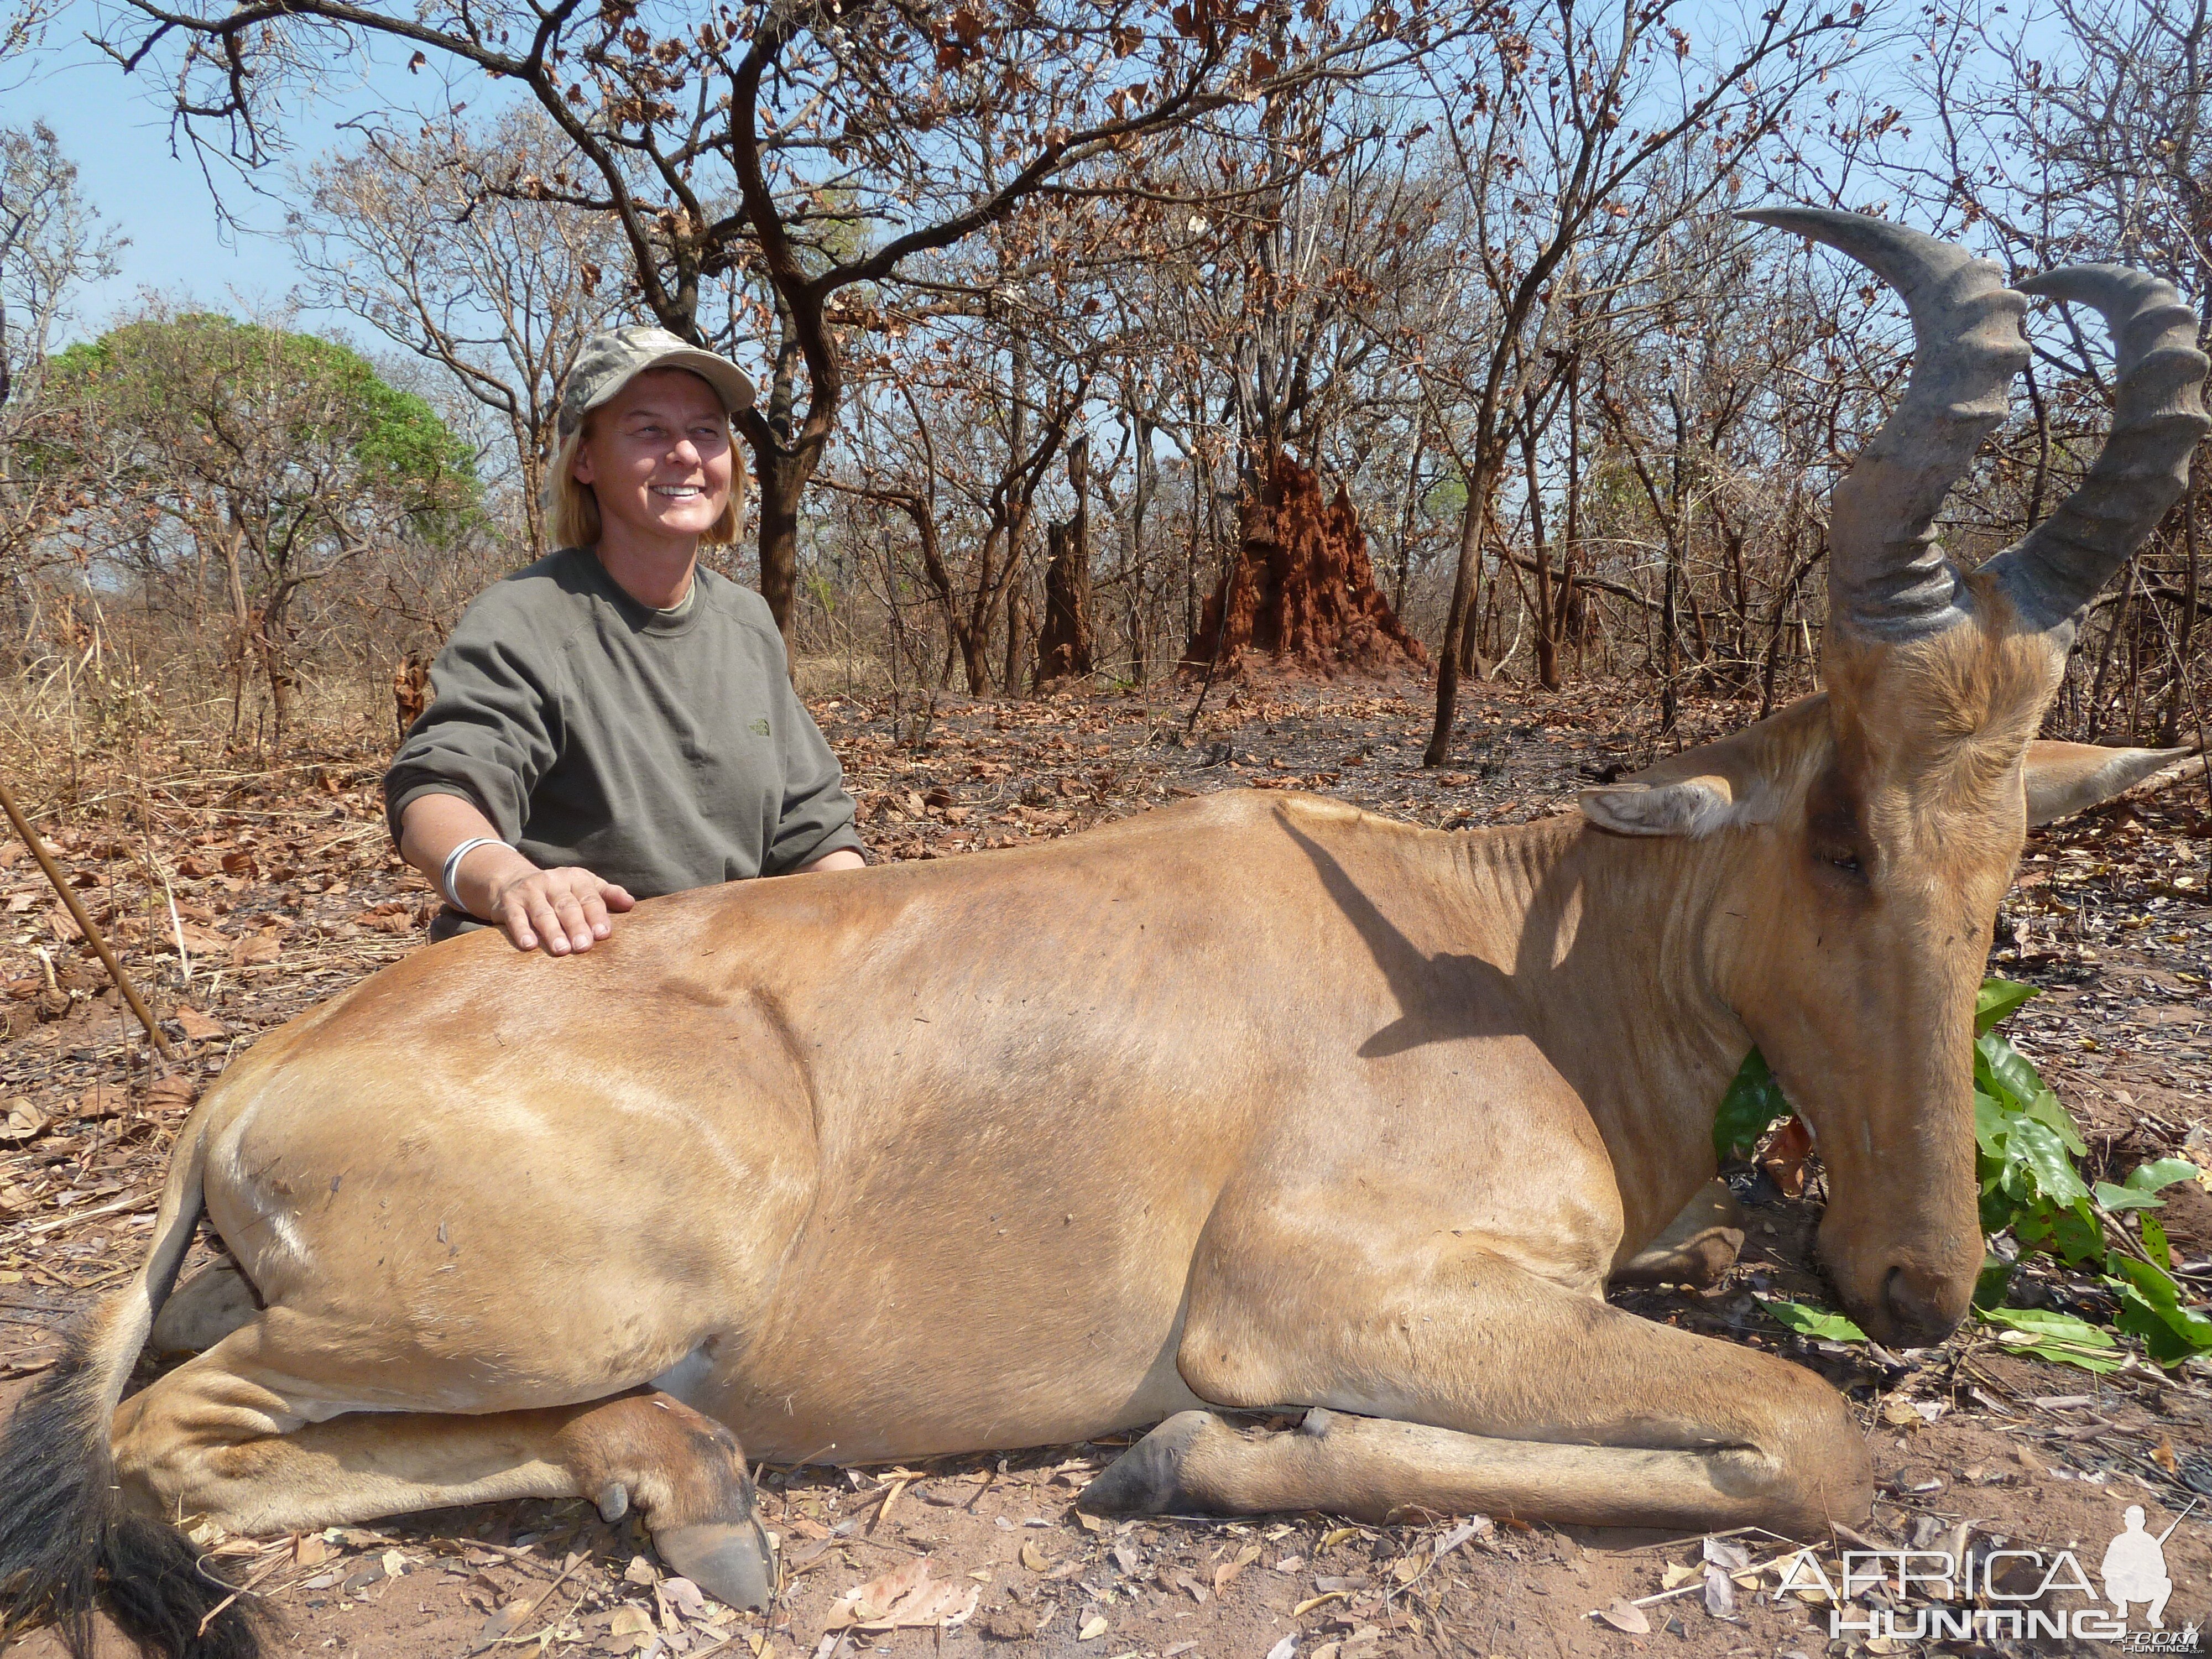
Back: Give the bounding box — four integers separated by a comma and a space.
1213, 1542, 1261, 1595
145, 1075, 196, 1113
229, 930, 281, 967
659, 1574, 708, 1620
1594, 1598, 1651, 1634
174, 1004, 226, 1040
476, 1601, 540, 1655
0, 1100, 50, 1144
76, 1084, 125, 1121
1758, 1117, 1814, 1198
824, 1558, 978, 1631
1702, 1562, 1736, 1617
173, 922, 228, 956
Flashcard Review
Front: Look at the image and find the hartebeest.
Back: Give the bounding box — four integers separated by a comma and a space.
0, 211, 2204, 1659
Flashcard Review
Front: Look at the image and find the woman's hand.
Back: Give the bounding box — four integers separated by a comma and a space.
480, 859, 635, 956
399, 793, 634, 957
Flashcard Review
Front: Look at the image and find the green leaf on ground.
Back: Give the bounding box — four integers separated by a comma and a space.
2006, 1117, 2090, 1206
2093, 1181, 2168, 1213
1975, 977, 2039, 1034
1972, 1256, 2016, 1311
2125, 1158, 2201, 1195
2013, 1196, 2105, 1266
2141, 1214, 2172, 1273
1762, 1299, 1866, 1342
2107, 1256, 2212, 1364
1979, 1306, 2125, 1373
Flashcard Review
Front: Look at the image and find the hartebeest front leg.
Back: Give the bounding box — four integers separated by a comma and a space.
112, 1328, 776, 1608
1085, 1203, 1869, 1536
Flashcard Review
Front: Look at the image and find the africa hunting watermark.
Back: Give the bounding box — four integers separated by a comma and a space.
1771, 1501, 2200, 1649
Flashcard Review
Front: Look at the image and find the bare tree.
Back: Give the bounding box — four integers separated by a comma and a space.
104, 0, 1441, 641
289, 106, 627, 555
1407, 0, 1863, 763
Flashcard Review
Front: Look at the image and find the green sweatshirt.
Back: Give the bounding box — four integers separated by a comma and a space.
384, 547, 863, 899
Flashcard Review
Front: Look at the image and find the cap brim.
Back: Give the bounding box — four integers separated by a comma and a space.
587, 348, 757, 421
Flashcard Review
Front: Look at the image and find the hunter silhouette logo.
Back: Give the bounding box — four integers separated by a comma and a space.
1774, 1500, 2199, 1647
2104, 1506, 2177, 1629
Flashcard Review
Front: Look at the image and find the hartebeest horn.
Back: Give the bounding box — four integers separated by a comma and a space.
1737, 207, 2030, 639
1985, 266, 2212, 639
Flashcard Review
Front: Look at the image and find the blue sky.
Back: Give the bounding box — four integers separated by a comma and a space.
17, 1, 518, 346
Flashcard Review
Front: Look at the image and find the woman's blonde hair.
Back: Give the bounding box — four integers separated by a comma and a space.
542, 397, 747, 552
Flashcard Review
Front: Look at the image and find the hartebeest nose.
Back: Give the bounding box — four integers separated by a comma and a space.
1882, 1265, 1963, 1344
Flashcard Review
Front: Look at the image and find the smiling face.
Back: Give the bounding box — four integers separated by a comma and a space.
571, 368, 734, 551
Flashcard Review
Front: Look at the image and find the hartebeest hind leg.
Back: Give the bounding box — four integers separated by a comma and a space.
111, 1330, 775, 1608
1086, 1236, 1870, 1535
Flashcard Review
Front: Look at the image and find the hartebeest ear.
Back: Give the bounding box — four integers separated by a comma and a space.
2023, 741, 2199, 826
1578, 737, 1782, 839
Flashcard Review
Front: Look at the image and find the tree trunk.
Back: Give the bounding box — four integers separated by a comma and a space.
2160, 453, 2201, 744
1003, 571, 1027, 695
1126, 407, 1154, 684
259, 587, 298, 748
754, 444, 815, 650
1425, 459, 1486, 768
1396, 427, 1425, 616
1524, 400, 1559, 693
1560, 348, 1584, 670
1036, 435, 1094, 686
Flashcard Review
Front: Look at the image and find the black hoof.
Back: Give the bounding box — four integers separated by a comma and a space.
1079, 1410, 1217, 1516
655, 1516, 778, 1611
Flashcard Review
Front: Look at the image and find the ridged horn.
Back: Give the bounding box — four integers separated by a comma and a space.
1738, 207, 2030, 639
1985, 266, 2211, 639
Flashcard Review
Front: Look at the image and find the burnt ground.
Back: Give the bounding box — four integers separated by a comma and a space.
1, 675, 2209, 1659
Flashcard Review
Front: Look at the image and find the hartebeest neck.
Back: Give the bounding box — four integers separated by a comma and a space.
1424, 809, 1762, 1255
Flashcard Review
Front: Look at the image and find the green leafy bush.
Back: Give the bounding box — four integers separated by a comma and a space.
1724, 978, 2209, 1371
1714, 1047, 1790, 1161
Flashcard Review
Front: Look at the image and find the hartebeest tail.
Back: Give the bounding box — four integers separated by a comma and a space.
0, 1105, 259, 1658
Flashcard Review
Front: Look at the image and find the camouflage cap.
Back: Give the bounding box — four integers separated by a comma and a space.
557, 325, 756, 440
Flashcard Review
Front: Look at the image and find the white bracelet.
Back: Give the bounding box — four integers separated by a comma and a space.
441, 837, 508, 916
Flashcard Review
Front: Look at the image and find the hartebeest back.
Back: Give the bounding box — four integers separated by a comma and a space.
0, 212, 2203, 1659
